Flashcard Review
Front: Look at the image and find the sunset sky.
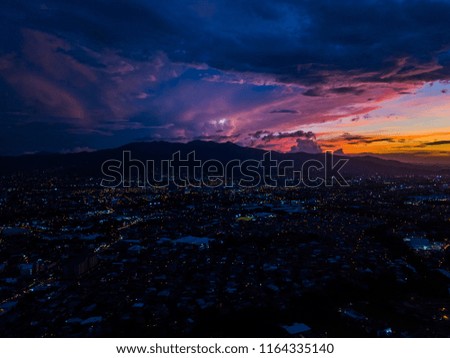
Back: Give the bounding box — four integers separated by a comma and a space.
1, 0, 450, 163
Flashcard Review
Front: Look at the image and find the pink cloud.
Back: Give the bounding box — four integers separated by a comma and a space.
0, 29, 439, 154
290, 138, 322, 154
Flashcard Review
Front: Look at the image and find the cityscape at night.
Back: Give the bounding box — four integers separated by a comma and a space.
1, 0, 450, 342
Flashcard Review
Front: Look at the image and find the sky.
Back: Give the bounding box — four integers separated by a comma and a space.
1, 0, 450, 163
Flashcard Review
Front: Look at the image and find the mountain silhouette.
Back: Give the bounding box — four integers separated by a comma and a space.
0, 141, 448, 177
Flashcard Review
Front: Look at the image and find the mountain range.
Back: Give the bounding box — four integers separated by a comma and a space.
0, 141, 448, 177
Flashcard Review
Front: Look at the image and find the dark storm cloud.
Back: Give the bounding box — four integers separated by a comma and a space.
3, 0, 450, 153
177, 0, 450, 84
2, 1, 175, 50
6, 0, 450, 84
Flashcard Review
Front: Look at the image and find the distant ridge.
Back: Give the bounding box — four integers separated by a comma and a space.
0, 141, 448, 177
